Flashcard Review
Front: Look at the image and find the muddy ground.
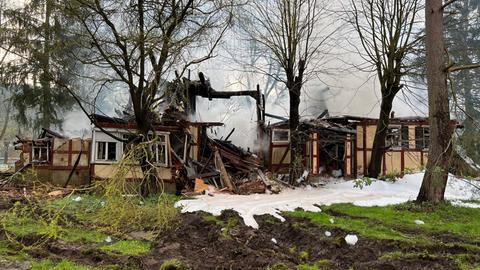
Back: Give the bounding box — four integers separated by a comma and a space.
1, 203, 478, 269
141, 211, 477, 270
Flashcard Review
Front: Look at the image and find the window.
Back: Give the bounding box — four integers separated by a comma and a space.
272, 129, 289, 143
386, 126, 401, 148
401, 126, 409, 149
386, 125, 409, 149
152, 134, 168, 166
32, 145, 49, 163
96, 141, 117, 161
415, 126, 430, 150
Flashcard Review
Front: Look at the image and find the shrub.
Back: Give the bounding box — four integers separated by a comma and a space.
353, 177, 373, 190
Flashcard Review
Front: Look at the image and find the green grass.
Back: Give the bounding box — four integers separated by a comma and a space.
31, 259, 91, 270
297, 259, 332, 270
202, 214, 239, 238
159, 258, 188, 270
60, 227, 108, 243
2, 214, 108, 244
287, 202, 480, 244
100, 240, 151, 256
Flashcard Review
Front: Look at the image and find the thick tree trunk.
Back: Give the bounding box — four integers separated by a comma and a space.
138, 129, 161, 197
289, 85, 302, 184
287, 60, 306, 185
417, 0, 453, 203
367, 96, 394, 178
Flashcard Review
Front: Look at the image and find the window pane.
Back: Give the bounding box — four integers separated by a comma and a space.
423, 127, 430, 149
415, 126, 424, 149
401, 126, 409, 149
386, 127, 401, 148
97, 142, 106, 160
40, 148, 48, 161
33, 148, 40, 160
158, 144, 166, 164
273, 130, 289, 142
107, 142, 117, 161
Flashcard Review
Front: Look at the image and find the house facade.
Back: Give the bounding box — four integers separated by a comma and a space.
267, 115, 460, 178
15, 128, 91, 186
14, 114, 223, 190
266, 118, 356, 177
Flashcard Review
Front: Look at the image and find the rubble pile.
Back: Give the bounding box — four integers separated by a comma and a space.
181, 137, 280, 196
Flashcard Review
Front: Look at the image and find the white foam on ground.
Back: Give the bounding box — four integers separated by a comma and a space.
175, 173, 480, 228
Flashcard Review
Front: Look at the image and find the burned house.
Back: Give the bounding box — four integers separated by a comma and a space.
13, 73, 267, 192
267, 114, 462, 179
326, 115, 461, 177
267, 118, 356, 178
15, 128, 91, 186
89, 113, 224, 189
13, 113, 262, 193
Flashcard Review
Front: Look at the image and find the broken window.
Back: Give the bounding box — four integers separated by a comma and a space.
96, 141, 117, 161
401, 126, 409, 149
386, 125, 410, 149
152, 134, 168, 166
272, 129, 289, 143
32, 145, 49, 163
415, 126, 430, 150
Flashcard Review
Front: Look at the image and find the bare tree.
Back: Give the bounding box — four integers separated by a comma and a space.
242, 0, 334, 182
64, 0, 234, 196
348, 0, 421, 178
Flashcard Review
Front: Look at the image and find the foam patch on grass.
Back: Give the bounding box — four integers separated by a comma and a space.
175, 173, 480, 228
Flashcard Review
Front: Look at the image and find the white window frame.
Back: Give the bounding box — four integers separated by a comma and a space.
96, 141, 118, 162
31, 145, 50, 163
92, 128, 169, 166
272, 129, 290, 143
152, 134, 168, 167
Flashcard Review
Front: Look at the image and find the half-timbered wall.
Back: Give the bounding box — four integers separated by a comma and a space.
355, 123, 428, 176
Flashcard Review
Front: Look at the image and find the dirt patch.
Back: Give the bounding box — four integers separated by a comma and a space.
144, 211, 471, 270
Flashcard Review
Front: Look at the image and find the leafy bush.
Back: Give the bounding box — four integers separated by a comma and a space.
378, 170, 401, 182
90, 145, 178, 234
353, 177, 373, 189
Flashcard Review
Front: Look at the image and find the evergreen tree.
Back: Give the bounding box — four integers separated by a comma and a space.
0, 0, 77, 132
444, 0, 480, 163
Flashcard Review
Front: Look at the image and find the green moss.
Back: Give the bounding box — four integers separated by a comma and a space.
221, 218, 238, 238
297, 260, 332, 270
202, 215, 238, 238
159, 258, 188, 270
100, 240, 150, 256
298, 251, 309, 263
379, 251, 436, 260
202, 215, 224, 226
31, 259, 91, 270
450, 254, 480, 270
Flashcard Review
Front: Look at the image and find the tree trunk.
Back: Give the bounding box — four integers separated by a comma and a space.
416, 0, 453, 203
138, 131, 160, 197
367, 96, 394, 178
289, 85, 302, 184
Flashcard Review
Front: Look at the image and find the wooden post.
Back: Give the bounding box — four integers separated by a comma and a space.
214, 147, 236, 192
256, 84, 265, 162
